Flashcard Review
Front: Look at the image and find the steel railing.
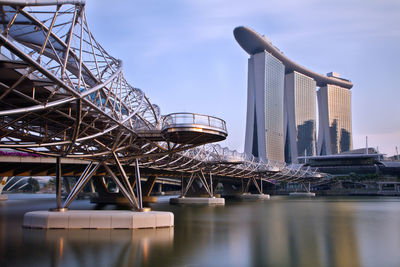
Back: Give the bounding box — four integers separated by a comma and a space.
162, 112, 227, 133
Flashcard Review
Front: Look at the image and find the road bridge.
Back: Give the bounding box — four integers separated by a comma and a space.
0, 1, 323, 227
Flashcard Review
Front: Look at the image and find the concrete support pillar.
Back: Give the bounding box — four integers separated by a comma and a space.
171, 172, 225, 205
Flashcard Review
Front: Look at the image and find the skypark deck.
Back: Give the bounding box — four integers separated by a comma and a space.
234, 26, 353, 89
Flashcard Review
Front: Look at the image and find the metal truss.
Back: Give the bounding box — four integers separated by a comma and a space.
0, 1, 323, 209
146, 143, 324, 184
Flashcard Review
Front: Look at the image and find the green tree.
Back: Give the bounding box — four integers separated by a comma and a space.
27, 177, 40, 193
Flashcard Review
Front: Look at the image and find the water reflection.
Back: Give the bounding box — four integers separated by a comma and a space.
1, 196, 400, 266
169, 199, 399, 267
21, 228, 173, 267
246, 201, 362, 267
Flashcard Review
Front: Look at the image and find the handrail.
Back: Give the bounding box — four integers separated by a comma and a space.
162, 112, 227, 132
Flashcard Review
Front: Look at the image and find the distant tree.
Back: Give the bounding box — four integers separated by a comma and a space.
27, 177, 40, 192
43, 178, 56, 192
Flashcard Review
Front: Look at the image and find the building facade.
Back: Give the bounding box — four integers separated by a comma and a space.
234, 26, 353, 162
284, 71, 317, 163
244, 51, 285, 162
317, 84, 353, 155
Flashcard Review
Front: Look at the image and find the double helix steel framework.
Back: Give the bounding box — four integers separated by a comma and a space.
0, 1, 322, 210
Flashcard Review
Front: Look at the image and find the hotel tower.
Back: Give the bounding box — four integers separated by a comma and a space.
234, 26, 353, 163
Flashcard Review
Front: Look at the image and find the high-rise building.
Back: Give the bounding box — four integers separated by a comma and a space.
284, 71, 317, 163
317, 83, 352, 155
234, 26, 353, 162
244, 51, 285, 162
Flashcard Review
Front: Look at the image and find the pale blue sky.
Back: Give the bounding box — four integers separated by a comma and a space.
86, 0, 400, 156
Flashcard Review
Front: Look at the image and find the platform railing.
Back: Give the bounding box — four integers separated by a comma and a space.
162, 112, 227, 133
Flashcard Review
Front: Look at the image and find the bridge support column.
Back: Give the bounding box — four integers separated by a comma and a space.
142, 176, 158, 203
0, 176, 8, 201
134, 158, 143, 210
143, 176, 157, 197
289, 182, 316, 197
170, 171, 224, 205
23, 157, 174, 229
55, 157, 62, 210
158, 183, 162, 194
49, 157, 66, 211
62, 161, 101, 209
237, 177, 270, 200
104, 157, 139, 211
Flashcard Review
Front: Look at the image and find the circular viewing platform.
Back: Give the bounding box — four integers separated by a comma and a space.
162, 113, 228, 144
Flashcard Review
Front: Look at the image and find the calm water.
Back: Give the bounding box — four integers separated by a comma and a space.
1, 194, 400, 267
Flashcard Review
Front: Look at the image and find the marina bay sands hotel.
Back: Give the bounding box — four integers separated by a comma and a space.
234, 26, 353, 163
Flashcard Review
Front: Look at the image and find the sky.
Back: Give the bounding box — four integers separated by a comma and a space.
85, 0, 400, 156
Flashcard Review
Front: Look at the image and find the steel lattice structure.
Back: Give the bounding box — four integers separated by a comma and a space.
144, 143, 322, 182
0, 1, 323, 210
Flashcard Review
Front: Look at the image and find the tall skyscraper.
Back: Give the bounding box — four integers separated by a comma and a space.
234, 26, 353, 162
284, 71, 317, 163
244, 51, 285, 162
317, 82, 353, 155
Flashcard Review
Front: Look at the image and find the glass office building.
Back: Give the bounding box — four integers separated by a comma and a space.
244, 51, 285, 162
284, 71, 317, 163
317, 85, 352, 155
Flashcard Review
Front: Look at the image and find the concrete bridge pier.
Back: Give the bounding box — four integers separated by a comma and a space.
170, 171, 225, 205
222, 177, 270, 200
23, 156, 173, 229
240, 177, 270, 200
289, 182, 316, 197
91, 174, 160, 205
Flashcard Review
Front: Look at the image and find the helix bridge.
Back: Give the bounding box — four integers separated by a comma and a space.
0, 0, 323, 211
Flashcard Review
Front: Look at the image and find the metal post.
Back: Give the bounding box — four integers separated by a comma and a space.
183, 173, 195, 197
55, 157, 62, 211
135, 158, 143, 210
103, 163, 137, 210
181, 174, 184, 197
209, 172, 213, 197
